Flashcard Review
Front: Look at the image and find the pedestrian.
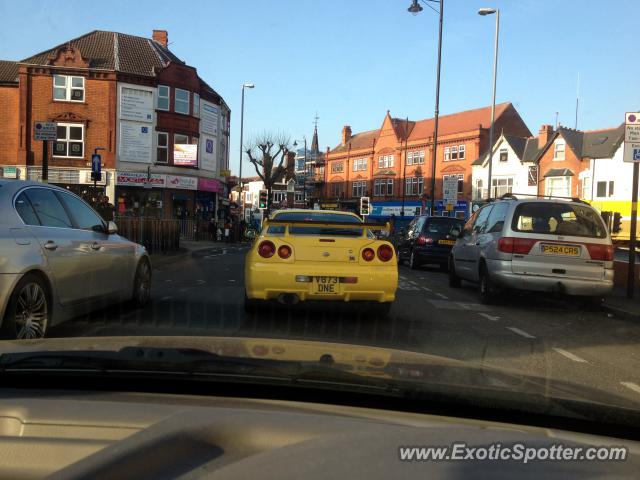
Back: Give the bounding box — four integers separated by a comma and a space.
98, 195, 115, 222
239, 219, 247, 242
217, 226, 223, 242
208, 218, 217, 242
224, 221, 230, 243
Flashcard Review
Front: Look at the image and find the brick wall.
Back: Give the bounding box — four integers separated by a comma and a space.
0, 85, 19, 164
537, 136, 588, 197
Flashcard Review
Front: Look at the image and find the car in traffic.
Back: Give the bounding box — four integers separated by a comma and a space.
396, 215, 465, 270
448, 195, 614, 304
0, 180, 151, 339
244, 209, 398, 316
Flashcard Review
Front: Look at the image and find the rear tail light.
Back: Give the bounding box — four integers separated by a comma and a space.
257, 240, 276, 258
362, 248, 375, 262
278, 245, 292, 259
416, 235, 434, 246
497, 237, 537, 255
586, 243, 614, 261
377, 244, 394, 262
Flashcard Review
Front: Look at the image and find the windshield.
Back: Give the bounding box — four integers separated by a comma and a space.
512, 202, 608, 238
1, 0, 639, 447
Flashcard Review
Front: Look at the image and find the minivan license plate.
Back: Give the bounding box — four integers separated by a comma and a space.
541, 244, 580, 256
314, 276, 339, 294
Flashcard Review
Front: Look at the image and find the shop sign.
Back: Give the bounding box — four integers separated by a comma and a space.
2, 166, 18, 179
198, 177, 223, 193
166, 174, 197, 191
116, 171, 166, 188
200, 101, 219, 136
120, 85, 153, 123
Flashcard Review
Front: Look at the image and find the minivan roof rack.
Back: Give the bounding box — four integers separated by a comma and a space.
491, 193, 589, 205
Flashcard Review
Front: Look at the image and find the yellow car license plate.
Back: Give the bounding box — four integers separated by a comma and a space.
314, 276, 339, 294
439, 239, 455, 245
541, 244, 580, 256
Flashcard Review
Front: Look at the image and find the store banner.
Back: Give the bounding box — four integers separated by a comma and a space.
198, 177, 223, 193
166, 174, 198, 191
200, 134, 217, 171
120, 86, 153, 123
116, 171, 166, 188
200, 101, 219, 136
120, 121, 152, 163
174, 144, 198, 167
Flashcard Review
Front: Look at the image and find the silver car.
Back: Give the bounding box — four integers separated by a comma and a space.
449, 196, 614, 304
0, 180, 151, 339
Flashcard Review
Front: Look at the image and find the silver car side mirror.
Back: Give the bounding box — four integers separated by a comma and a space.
106, 221, 118, 235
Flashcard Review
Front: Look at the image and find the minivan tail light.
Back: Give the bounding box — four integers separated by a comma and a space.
586, 243, 614, 261
257, 240, 276, 258
498, 237, 537, 255
416, 235, 434, 246
377, 244, 394, 262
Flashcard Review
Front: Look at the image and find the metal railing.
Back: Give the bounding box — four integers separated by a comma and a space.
114, 216, 181, 253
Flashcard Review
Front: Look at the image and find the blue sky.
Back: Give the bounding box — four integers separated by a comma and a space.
1, 0, 638, 176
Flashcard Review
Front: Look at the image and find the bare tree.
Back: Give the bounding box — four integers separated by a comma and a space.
244, 132, 291, 192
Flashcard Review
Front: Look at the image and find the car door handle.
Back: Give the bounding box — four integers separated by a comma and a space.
43, 241, 58, 251
90, 242, 102, 251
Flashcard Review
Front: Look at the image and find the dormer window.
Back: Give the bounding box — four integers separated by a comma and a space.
553, 140, 565, 160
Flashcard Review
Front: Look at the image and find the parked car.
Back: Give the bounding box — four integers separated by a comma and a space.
0, 180, 151, 339
449, 196, 614, 304
244, 209, 398, 316
396, 215, 465, 270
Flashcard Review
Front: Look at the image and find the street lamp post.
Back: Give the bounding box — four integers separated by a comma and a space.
238, 83, 254, 220
478, 7, 500, 199
408, 0, 443, 216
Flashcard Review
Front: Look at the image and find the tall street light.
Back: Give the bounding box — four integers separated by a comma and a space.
408, 0, 443, 215
238, 83, 255, 219
478, 7, 499, 199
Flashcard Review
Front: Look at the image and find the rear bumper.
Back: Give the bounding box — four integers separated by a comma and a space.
245, 261, 398, 302
487, 259, 614, 296
413, 246, 452, 264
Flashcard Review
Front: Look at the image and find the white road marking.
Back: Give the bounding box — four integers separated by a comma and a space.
427, 300, 489, 311
506, 327, 536, 339
434, 293, 449, 300
478, 313, 500, 321
399, 275, 408, 280
421, 286, 432, 292
160, 296, 173, 302
552, 348, 588, 363
196, 280, 206, 285
621, 382, 640, 395
179, 288, 188, 293
164, 279, 172, 282
229, 279, 236, 283
455, 302, 471, 310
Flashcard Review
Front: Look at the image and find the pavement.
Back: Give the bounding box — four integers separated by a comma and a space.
47, 242, 640, 406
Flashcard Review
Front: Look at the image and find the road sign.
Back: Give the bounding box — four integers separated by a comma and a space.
91, 154, 102, 182
626, 112, 640, 125
34, 121, 57, 141
625, 124, 640, 143
443, 176, 458, 205
624, 113, 640, 163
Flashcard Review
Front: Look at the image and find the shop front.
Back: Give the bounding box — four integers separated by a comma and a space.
434, 200, 469, 219
27, 167, 112, 206
115, 171, 167, 217
165, 174, 198, 219
196, 177, 224, 220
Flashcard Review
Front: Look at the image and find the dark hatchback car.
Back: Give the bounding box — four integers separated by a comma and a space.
397, 215, 465, 270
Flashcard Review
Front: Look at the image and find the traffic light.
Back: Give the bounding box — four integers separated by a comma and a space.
612, 212, 622, 233
258, 189, 268, 210
360, 196, 370, 216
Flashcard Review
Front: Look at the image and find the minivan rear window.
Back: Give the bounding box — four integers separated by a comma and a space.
511, 202, 607, 239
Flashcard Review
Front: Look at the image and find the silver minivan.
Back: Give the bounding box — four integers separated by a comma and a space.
449, 196, 614, 304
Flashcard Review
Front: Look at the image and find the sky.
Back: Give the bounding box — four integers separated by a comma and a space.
1, 0, 638, 176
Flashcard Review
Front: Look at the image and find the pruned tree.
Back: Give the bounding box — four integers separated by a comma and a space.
244, 132, 291, 192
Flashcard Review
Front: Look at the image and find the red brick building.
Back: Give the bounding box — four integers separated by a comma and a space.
322, 103, 530, 218
0, 30, 230, 220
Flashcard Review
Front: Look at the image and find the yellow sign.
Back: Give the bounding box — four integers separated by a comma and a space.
445, 203, 454, 211
220, 169, 231, 177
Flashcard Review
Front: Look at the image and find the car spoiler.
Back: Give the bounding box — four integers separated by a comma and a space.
263, 219, 391, 233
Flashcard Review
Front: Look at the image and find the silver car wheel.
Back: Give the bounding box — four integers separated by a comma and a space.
14, 282, 48, 339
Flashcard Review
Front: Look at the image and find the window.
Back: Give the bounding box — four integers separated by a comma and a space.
331, 182, 344, 197
553, 140, 565, 160
193, 93, 200, 117
596, 180, 614, 198
331, 162, 344, 173
174, 133, 189, 145
352, 181, 367, 197
272, 192, 286, 203
407, 150, 424, 165
353, 158, 367, 171
157, 132, 168, 163
53, 124, 84, 158
15, 192, 40, 225
609, 181, 614, 196
295, 192, 303, 202
157, 85, 170, 111
53, 75, 84, 102
444, 147, 450, 161
378, 155, 393, 168
491, 177, 514, 198
175, 88, 190, 115
499, 148, 508, 162
58, 192, 104, 229
443, 174, 464, 195
458, 144, 465, 159
24, 188, 72, 228
374, 178, 393, 196
546, 176, 571, 197
473, 205, 494, 234
485, 202, 510, 233
528, 165, 538, 186
474, 179, 486, 200
581, 177, 591, 199
511, 202, 606, 239
451, 146, 458, 160
405, 177, 424, 196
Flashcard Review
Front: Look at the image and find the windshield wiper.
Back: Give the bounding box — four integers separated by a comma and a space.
0, 347, 395, 392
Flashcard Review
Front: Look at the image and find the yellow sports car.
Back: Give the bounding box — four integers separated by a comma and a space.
244, 209, 398, 316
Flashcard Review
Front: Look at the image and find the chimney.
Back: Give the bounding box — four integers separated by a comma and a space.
152, 30, 168, 47
538, 124, 554, 149
341, 125, 352, 146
